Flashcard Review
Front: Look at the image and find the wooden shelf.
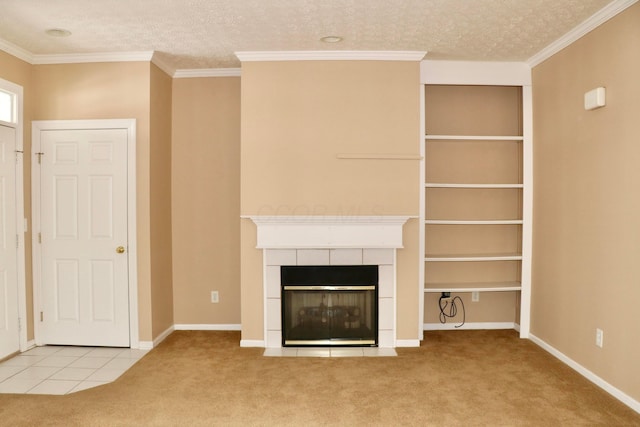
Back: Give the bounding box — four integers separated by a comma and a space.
425, 254, 522, 262
424, 282, 522, 293
425, 135, 523, 141
425, 219, 522, 225
425, 183, 523, 189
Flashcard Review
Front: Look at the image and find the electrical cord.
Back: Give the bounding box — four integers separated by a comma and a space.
438, 294, 465, 328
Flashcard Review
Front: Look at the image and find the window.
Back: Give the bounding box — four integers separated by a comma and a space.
0, 89, 16, 123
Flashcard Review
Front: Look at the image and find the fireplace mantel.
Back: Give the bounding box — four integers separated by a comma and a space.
243, 216, 413, 249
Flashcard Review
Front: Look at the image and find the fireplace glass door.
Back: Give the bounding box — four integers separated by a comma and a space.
281, 265, 378, 347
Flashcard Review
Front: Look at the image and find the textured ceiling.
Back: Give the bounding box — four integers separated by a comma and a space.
0, 0, 615, 70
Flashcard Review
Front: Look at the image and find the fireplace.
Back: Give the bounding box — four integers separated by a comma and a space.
281, 265, 378, 346
242, 215, 412, 349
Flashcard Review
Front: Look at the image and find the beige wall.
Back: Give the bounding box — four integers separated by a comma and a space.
31, 62, 156, 341
149, 64, 174, 337
0, 51, 34, 339
171, 76, 241, 325
240, 60, 421, 341
532, 2, 640, 402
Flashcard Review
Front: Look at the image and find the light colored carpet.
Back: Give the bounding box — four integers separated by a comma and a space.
1, 330, 638, 426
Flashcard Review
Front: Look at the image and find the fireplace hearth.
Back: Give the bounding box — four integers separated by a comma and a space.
281, 265, 378, 346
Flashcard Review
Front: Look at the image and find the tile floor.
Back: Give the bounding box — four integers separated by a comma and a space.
263, 347, 397, 357
0, 346, 148, 395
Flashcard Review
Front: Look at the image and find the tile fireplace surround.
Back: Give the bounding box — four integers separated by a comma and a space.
244, 216, 412, 348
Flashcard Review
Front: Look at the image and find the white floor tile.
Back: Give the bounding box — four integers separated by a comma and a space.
49, 367, 95, 381
70, 380, 109, 393
102, 358, 137, 371
84, 348, 126, 357
22, 346, 63, 356
330, 348, 364, 357
54, 347, 93, 357
0, 366, 24, 382
296, 348, 331, 357
363, 347, 397, 357
12, 366, 61, 380
1, 355, 46, 367
33, 355, 79, 368
85, 368, 125, 382
68, 357, 111, 369
0, 378, 42, 393
115, 349, 148, 359
27, 380, 80, 395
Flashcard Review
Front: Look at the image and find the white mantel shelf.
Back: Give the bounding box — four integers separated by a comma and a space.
243, 215, 414, 249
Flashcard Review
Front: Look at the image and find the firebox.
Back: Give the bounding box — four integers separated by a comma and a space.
281, 265, 378, 347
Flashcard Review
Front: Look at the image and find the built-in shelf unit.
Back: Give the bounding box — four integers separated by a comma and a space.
419, 61, 532, 338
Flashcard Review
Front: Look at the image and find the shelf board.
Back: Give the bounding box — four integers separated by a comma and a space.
424, 282, 522, 293
425, 183, 523, 189
425, 254, 523, 262
425, 135, 524, 141
425, 219, 522, 225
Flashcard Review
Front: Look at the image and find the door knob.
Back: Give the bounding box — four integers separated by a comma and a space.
116, 246, 126, 254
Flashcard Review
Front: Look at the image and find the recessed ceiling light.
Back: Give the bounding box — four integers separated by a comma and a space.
45, 28, 72, 37
320, 36, 343, 43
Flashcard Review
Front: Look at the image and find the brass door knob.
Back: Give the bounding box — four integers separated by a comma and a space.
116, 246, 126, 254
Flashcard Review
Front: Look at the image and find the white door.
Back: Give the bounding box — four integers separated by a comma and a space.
39, 128, 130, 347
0, 124, 19, 359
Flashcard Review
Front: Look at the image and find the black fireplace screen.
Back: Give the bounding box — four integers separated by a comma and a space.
281, 265, 378, 347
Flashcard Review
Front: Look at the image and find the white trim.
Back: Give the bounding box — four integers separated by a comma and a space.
0, 77, 27, 354
0, 38, 33, 64
424, 322, 516, 331
174, 68, 242, 78
138, 341, 154, 350
235, 51, 427, 62
527, 0, 639, 67
174, 324, 242, 331
244, 215, 413, 249
395, 339, 420, 347
519, 85, 533, 339
31, 119, 139, 348
418, 76, 426, 341
25, 340, 36, 351
421, 60, 531, 86
150, 53, 175, 76
529, 334, 640, 414
152, 325, 175, 348
32, 51, 154, 65
240, 340, 266, 347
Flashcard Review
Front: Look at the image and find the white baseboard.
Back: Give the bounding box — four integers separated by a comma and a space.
135, 324, 175, 350
424, 322, 516, 331
240, 340, 265, 347
529, 333, 640, 414
25, 340, 36, 351
174, 324, 241, 331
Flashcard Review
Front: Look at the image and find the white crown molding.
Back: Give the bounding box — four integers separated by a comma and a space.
32, 51, 154, 65
235, 50, 427, 62
151, 53, 176, 76
173, 68, 242, 78
0, 38, 34, 64
527, 0, 639, 67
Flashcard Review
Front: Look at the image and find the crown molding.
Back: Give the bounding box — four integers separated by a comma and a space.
32, 51, 154, 65
173, 68, 242, 78
0, 38, 34, 64
235, 51, 427, 62
150, 53, 176, 76
527, 0, 639, 67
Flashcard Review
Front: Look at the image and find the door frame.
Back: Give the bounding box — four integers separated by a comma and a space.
31, 119, 139, 348
0, 77, 27, 353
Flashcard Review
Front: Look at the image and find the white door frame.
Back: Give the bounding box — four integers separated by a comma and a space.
31, 119, 139, 348
0, 77, 27, 353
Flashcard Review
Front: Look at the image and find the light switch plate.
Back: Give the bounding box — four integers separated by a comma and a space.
584, 87, 606, 110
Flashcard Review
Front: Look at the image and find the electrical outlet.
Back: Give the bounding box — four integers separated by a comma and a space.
211, 291, 219, 303
595, 328, 603, 348
472, 291, 480, 302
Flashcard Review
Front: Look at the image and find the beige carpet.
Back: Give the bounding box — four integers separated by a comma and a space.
1, 330, 638, 426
